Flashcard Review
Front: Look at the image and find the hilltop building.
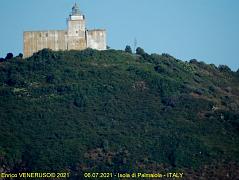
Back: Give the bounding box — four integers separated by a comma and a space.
23, 3, 107, 58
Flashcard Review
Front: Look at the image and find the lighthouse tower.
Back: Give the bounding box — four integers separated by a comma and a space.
67, 3, 87, 50
23, 3, 106, 58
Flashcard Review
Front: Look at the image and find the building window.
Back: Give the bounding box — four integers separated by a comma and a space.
46, 33, 48, 37
76, 31, 78, 34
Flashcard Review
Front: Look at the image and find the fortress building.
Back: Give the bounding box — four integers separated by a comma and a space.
23, 3, 107, 58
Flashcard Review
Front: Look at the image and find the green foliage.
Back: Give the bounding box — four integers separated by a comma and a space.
125, 45, 132, 54
0, 49, 238, 178
17, 53, 23, 59
218, 64, 232, 73
136, 47, 145, 56
5, 53, 13, 60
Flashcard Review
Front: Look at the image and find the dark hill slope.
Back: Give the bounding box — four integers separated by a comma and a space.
0, 49, 239, 179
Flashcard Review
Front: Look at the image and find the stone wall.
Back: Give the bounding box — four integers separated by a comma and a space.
23, 18, 106, 57
86, 29, 106, 50
23, 28, 106, 58
67, 35, 87, 50
24, 30, 67, 58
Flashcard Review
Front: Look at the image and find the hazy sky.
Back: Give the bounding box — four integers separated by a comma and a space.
0, 0, 238, 70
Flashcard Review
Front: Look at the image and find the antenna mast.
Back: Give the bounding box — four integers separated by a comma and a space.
133, 38, 137, 53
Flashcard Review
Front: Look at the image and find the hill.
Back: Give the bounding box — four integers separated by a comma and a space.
0, 49, 239, 179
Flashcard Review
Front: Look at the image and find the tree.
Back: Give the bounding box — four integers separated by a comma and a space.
218, 65, 231, 73
136, 47, 145, 56
5, 53, 13, 60
0, 58, 5, 62
17, 53, 23, 59
125, 45, 132, 54
237, 68, 239, 76
189, 59, 198, 64
46, 74, 55, 83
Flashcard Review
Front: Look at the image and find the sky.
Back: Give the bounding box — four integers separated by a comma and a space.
0, 0, 239, 70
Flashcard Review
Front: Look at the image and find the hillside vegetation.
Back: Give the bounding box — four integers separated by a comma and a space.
0, 49, 239, 179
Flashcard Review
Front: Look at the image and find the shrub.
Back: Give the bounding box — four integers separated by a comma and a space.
46, 74, 55, 83
125, 45, 132, 54
162, 97, 177, 107
154, 65, 166, 74
194, 88, 204, 95
5, 53, 13, 60
73, 94, 87, 108
189, 59, 198, 64
218, 65, 231, 73
136, 47, 145, 56
17, 53, 23, 59
162, 53, 174, 58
